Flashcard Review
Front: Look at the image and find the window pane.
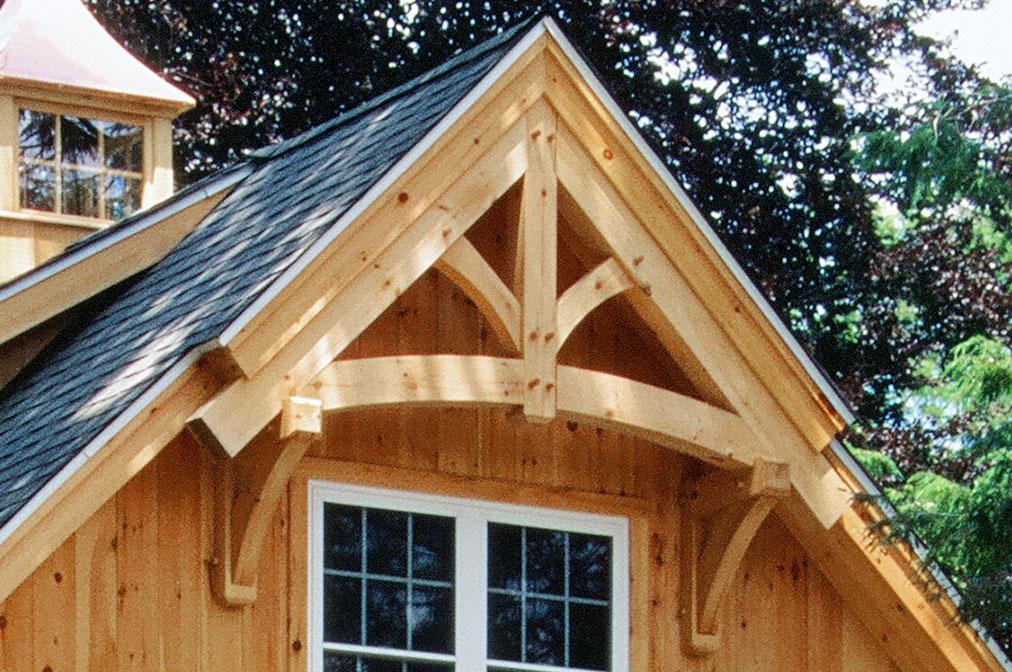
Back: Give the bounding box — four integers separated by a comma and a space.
569, 533, 611, 600
488, 523, 613, 669
366, 580, 408, 649
411, 586, 453, 654
104, 175, 141, 220
525, 598, 564, 665
367, 509, 408, 577
488, 523, 521, 591
324, 575, 362, 644
324, 654, 453, 672
103, 122, 142, 172
17, 111, 143, 219
407, 663, 454, 672
487, 593, 521, 661
525, 528, 565, 596
61, 116, 100, 167
325, 503, 362, 572
62, 168, 99, 217
19, 110, 55, 160
413, 514, 454, 582
19, 164, 55, 211
570, 603, 609, 671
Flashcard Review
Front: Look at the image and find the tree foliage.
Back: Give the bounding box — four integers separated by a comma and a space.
856, 335, 1012, 649
70, 0, 1012, 656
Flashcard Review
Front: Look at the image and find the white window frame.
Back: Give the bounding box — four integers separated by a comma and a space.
308, 480, 630, 672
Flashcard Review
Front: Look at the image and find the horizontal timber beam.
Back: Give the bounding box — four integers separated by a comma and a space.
304, 355, 526, 409
434, 236, 521, 353
300, 355, 760, 470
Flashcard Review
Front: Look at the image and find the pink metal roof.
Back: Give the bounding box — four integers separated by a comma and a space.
0, 0, 194, 112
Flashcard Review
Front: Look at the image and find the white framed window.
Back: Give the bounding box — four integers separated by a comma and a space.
308, 481, 630, 672
18, 108, 143, 220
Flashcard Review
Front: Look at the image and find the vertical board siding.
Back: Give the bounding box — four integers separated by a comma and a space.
0, 412, 900, 672
0, 272, 901, 671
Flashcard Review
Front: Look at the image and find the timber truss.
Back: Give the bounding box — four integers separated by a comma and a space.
187, 98, 805, 656
175, 45, 848, 655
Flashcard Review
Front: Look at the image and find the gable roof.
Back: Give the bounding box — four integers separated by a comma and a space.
0, 17, 1007, 672
0, 18, 529, 535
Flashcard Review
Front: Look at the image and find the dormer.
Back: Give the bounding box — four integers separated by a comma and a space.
0, 0, 193, 282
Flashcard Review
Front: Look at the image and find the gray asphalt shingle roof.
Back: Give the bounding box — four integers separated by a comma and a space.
0, 23, 529, 530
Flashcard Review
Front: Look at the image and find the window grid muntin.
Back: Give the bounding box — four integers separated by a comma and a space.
324, 506, 454, 655
17, 110, 142, 219
488, 525, 611, 669
309, 481, 629, 672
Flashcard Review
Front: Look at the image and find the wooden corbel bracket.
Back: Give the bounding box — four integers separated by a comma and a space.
679, 457, 791, 656
211, 396, 322, 606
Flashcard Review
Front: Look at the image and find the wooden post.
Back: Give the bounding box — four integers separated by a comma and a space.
0, 95, 18, 212
519, 98, 558, 422
143, 116, 175, 208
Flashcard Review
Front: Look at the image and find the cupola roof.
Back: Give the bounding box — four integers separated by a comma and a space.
0, 0, 194, 113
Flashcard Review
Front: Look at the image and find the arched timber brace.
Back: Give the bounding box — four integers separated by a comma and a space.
556, 257, 633, 346
679, 458, 791, 655
300, 354, 763, 470
207, 396, 322, 606
434, 236, 522, 353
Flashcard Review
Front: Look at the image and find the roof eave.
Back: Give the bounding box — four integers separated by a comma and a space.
1, 75, 195, 117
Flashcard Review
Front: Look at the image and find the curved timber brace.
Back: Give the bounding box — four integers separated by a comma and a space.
209, 396, 322, 606
679, 457, 791, 655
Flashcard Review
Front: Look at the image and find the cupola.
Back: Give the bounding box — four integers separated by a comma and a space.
0, 0, 194, 282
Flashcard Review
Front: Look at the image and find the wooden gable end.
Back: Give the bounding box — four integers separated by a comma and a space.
185, 35, 850, 523
0, 20, 1006, 672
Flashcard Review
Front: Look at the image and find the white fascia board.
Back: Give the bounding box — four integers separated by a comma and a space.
0, 165, 252, 305
540, 19, 855, 426
218, 20, 553, 346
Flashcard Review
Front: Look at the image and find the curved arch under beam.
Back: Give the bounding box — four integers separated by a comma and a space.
301, 354, 761, 469
556, 256, 634, 347
434, 237, 522, 353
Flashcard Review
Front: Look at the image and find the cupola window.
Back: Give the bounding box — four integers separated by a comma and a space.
18, 109, 143, 220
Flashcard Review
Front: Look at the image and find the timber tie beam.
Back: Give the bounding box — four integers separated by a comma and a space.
209, 396, 322, 606
679, 457, 791, 656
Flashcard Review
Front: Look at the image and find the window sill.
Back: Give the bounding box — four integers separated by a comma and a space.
0, 209, 112, 230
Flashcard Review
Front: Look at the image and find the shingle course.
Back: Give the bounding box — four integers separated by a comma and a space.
0, 23, 527, 530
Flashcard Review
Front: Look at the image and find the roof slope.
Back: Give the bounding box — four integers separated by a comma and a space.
0, 22, 527, 529
0, 0, 193, 110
